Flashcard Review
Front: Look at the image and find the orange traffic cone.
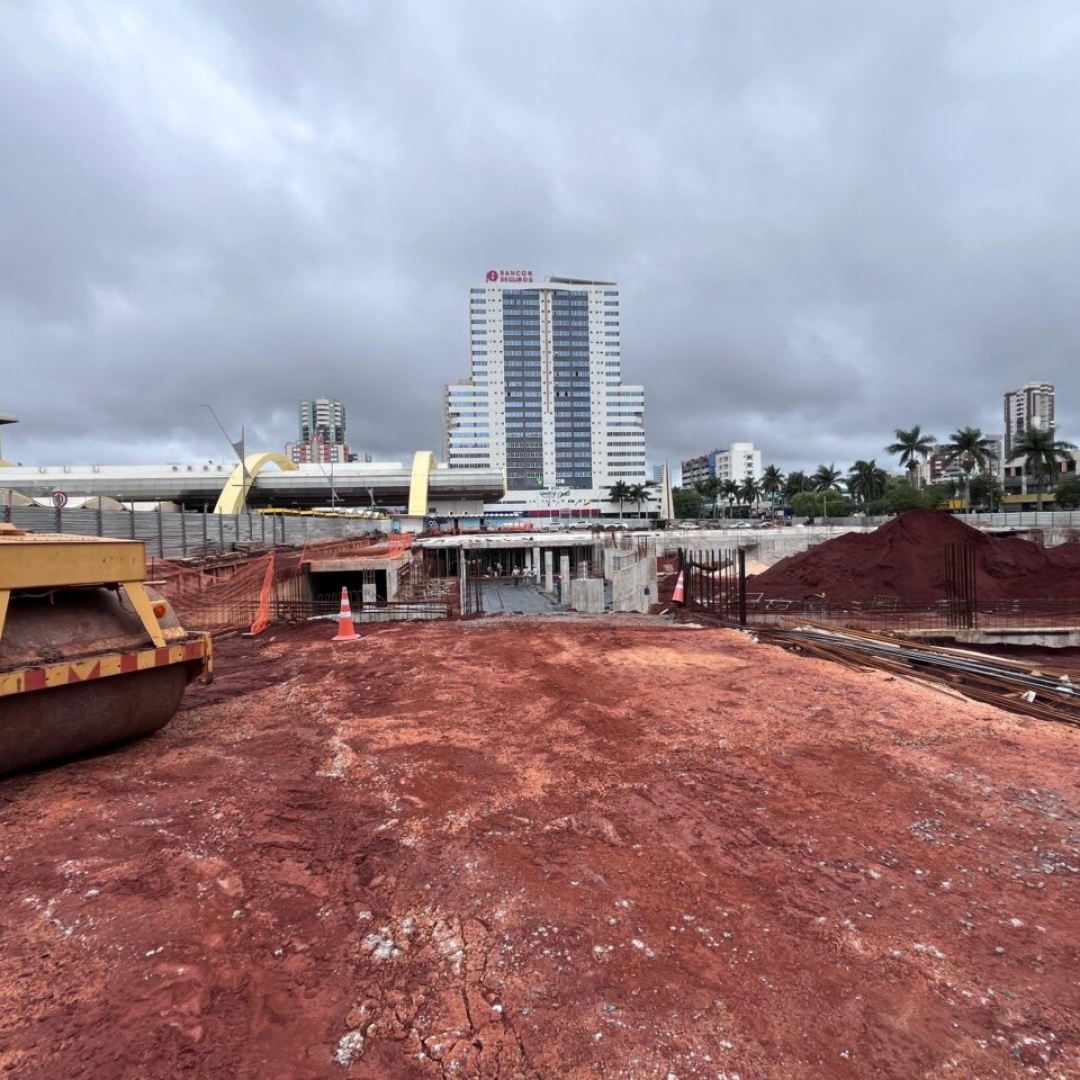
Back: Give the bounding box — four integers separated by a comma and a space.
672, 570, 685, 604
332, 586, 359, 642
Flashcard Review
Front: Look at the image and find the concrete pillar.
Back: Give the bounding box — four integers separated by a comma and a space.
532, 545, 542, 583
544, 550, 554, 594
559, 554, 571, 606
569, 577, 604, 613
386, 566, 399, 601
362, 583, 378, 604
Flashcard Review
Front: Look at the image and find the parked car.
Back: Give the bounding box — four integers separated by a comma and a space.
679, 521, 701, 530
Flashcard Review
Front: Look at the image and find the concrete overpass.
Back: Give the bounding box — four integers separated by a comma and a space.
0, 453, 505, 513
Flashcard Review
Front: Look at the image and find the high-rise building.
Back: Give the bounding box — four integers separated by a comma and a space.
1004, 382, 1054, 459
680, 443, 762, 487
286, 397, 353, 463
299, 397, 347, 445
928, 435, 1004, 484
445, 273, 647, 508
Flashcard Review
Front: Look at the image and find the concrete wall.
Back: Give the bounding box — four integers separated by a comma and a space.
611, 558, 651, 613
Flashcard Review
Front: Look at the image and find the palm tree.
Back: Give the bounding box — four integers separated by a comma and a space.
783, 470, 812, 502
811, 463, 843, 491
739, 476, 760, 515
627, 482, 656, 519
847, 459, 888, 510
943, 427, 996, 511
1012, 426, 1076, 510
695, 477, 720, 520
607, 480, 631, 519
721, 479, 740, 519
886, 425, 937, 489
760, 464, 785, 514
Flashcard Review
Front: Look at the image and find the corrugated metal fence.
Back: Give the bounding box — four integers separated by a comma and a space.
1, 505, 382, 559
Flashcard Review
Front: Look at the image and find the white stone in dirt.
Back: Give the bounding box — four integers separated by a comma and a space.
912, 942, 946, 960
335, 1030, 365, 1066
362, 927, 401, 961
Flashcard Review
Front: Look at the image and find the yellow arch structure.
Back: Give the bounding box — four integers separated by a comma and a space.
214, 452, 298, 514
407, 451, 438, 517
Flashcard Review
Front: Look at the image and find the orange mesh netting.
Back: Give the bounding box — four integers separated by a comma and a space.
152, 553, 275, 633
249, 555, 277, 635
152, 532, 414, 635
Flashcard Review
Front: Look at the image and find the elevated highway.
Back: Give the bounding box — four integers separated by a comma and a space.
0, 454, 504, 513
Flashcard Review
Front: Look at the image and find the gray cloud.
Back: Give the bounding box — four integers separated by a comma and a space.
2, 0, 1079, 481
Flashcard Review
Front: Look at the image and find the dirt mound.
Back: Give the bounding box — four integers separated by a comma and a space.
749, 509, 1080, 604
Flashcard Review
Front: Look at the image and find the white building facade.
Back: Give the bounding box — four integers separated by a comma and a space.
445, 272, 647, 514
714, 442, 761, 485
680, 443, 762, 487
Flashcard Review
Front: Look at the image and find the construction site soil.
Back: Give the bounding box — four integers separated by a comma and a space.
3, 616, 1079, 1079
748, 510, 1080, 604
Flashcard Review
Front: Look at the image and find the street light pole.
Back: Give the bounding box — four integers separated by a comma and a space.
311, 435, 339, 509
203, 404, 252, 510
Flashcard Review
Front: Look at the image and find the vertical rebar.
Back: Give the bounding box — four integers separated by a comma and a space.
738, 549, 747, 627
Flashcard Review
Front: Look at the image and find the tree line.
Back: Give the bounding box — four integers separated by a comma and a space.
673, 424, 1078, 521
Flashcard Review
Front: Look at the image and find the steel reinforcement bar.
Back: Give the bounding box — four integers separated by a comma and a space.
752, 621, 1080, 727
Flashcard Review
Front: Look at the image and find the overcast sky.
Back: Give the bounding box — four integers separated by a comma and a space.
3, 0, 1079, 481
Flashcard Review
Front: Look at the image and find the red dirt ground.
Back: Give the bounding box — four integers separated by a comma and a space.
748, 510, 1080, 604
2, 616, 1079, 1079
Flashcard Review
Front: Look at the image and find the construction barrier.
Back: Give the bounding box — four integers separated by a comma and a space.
153, 534, 414, 635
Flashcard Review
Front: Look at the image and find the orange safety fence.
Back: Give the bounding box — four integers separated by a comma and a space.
152, 553, 276, 633
150, 532, 414, 635
249, 555, 277, 635
296, 533, 413, 563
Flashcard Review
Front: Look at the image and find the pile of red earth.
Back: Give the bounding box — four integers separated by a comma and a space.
748, 509, 1080, 605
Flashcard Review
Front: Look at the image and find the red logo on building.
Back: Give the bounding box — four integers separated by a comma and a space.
486, 270, 534, 284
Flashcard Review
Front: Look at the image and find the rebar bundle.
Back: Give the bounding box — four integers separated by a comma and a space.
754, 621, 1080, 727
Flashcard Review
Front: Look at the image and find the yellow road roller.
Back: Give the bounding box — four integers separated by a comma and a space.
0, 525, 212, 775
